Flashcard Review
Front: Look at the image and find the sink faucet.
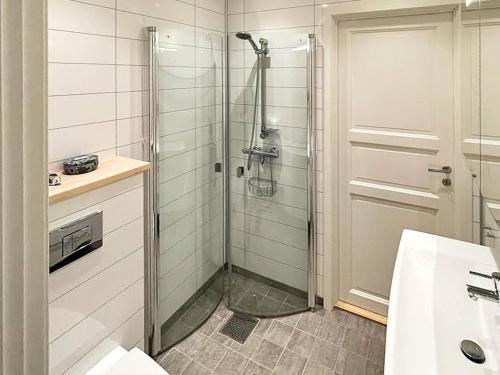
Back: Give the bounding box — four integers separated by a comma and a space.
467, 271, 500, 304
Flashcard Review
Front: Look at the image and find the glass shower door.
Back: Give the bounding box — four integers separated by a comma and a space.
227, 31, 317, 316
147, 25, 224, 355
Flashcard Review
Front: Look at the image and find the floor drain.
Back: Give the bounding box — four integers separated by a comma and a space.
219, 313, 259, 344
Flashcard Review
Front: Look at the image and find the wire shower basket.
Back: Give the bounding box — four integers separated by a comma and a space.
248, 177, 277, 197
248, 151, 277, 197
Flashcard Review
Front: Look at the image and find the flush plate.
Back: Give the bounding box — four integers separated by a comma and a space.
49, 211, 103, 273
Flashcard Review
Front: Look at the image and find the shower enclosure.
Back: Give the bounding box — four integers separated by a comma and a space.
145, 25, 317, 357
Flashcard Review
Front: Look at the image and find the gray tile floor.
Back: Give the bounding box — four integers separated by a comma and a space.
228, 272, 308, 316
158, 302, 385, 375
161, 271, 308, 350
162, 287, 222, 348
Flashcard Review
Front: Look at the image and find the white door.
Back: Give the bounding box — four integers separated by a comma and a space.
338, 13, 455, 315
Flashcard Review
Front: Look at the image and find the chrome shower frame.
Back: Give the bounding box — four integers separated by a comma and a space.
145, 26, 318, 357
145, 26, 161, 356
307, 34, 318, 309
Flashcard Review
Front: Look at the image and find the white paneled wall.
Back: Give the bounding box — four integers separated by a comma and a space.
48, 175, 145, 375
48, 1, 225, 373
48, 1, 146, 373
227, 0, 347, 297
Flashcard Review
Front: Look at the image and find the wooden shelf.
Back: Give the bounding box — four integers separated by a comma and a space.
49, 157, 150, 204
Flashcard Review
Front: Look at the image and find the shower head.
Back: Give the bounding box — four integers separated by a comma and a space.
236, 31, 260, 53
235, 31, 252, 40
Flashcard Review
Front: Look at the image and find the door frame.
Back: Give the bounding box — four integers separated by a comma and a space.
0, 0, 49, 373
322, 0, 472, 312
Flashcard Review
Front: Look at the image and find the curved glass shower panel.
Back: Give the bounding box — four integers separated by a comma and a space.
152, 25, 224, 351
227, 30, 314, 316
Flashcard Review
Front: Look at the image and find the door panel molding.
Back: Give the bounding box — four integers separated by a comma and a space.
349, 181, 440, 209
339, 11, 455, 315
322, 0, 472, 314
349, 128, 441, 151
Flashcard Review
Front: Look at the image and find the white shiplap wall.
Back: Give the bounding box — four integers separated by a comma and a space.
48, 0, 225, 373
48, 176, 145, 375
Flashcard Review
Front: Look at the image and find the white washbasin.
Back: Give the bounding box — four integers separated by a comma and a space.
386, 230, 500, 375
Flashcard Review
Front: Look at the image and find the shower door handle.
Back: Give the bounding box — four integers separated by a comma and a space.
236, 166, 244, 178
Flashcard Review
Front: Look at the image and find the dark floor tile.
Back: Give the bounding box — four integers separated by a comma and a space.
264, 320, 294, 348
199, 313, 224, 336
228, 285, 247, 304
213, 331, 235, 348
251, 339, 283, 369
310, 338, 339, 370
256, 296, 282, 315
196, 289, 221, 311
324, 308, 350, 326
334, 349, 367, 375
285, 293, 308, 308
364, 361, 384, 375
181, 361, 212, 375
267, 287, 288, 302
279, 302, 301, 315
208, 278, 224, 295
314, 309, 327, 317
318, 318, 346, 346
237, 290, 266, 313
274, 349, 307, 375
369, 323, 386, 342
286, 329, 316, 358
231, 333, 263, 358
249, 280, 270, 295
213, 302, 231, 320
181, 304, 209, 327
346, 314, 386, 340
303, 361, 334, 375
215, 350, 248, 375
243, 360, 272, 375
277, 313, 301, 328
174, 331, 208, 357
193, 339, 228, 370
232, 273, 253, 291
342, 328, 370, 357
162, 321, 194, 348
253, 319, 272, 336
367, 337, 385, 367
158, 349, 191, 375
297, 311, 323, 336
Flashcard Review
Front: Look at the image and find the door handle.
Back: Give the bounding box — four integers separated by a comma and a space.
428, 166, 452, 174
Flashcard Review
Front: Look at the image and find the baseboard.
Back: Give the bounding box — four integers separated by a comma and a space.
335, 301, 388, 325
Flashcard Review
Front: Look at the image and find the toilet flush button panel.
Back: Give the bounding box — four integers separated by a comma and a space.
49, 211, 103, 273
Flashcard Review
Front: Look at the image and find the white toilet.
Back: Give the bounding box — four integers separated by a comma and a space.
86, 346, 168, 375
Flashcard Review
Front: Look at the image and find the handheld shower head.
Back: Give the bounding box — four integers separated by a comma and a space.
235, 31, 251, 40
236, 31, 260, 53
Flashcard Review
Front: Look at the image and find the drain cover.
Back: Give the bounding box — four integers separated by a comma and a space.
461, 340, 486, 364
219, 313, 259, 344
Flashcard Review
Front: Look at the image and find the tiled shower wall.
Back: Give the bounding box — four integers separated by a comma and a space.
228, 0, 349, 298
48, 0, 224, 373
